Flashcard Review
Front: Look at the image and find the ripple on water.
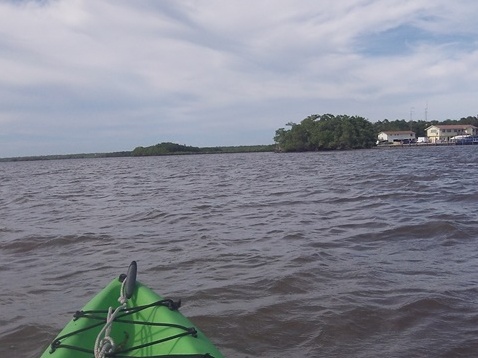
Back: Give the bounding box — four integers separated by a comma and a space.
1, 149, 478, 357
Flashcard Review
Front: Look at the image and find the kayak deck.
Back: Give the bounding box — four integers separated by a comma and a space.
40, 264, 224, 357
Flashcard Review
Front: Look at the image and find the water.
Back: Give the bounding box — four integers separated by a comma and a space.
1, 146, 478, 357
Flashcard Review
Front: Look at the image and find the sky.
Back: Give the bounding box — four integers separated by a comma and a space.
1, 0, 478, 157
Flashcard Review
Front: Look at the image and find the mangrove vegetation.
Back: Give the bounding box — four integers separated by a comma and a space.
131, 142, 275, 156
274, 114, 376, 152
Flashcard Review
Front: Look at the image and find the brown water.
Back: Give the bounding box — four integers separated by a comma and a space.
1, 147, 478, 357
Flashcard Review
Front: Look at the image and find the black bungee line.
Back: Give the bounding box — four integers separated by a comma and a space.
112, 354, 214, 358
49, 298, 203, 357
50, 299, 184, 350
74, 297, 183, 319
111, 329, 198, 355
49, 297, 203, 357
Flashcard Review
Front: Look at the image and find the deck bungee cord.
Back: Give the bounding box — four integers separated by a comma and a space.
42, 261, 222, 358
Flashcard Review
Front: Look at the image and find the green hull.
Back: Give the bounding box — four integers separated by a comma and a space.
40, 272, 224, 357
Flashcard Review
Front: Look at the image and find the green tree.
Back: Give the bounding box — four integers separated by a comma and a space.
274, 114, 375, 152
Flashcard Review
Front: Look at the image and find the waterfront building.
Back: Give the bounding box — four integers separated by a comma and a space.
425, 125, 478, 143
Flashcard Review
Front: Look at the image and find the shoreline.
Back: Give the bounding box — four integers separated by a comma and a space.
2, 142, 477, 162
374, 142, 478, 149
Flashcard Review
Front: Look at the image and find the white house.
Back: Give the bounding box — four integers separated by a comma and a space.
425, 124, 478, 143
377, 131, 416, 144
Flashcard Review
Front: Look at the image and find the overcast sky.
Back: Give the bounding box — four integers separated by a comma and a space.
1, 0, 478, 157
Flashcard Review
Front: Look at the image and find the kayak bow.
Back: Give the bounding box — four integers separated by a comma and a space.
40, 261, 224, 358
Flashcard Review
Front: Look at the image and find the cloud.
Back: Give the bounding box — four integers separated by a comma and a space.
0, 0, 478, 156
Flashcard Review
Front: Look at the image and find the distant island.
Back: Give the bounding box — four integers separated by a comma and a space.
131, 143, 275, 156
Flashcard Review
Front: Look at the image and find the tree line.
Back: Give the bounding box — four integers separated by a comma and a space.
132, 142, 275, 156
274, 114, 478, 152
373, 116, 478, 137
0, 151, 132, 162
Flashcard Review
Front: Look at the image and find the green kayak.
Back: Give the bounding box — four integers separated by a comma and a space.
40, 261, 224, 358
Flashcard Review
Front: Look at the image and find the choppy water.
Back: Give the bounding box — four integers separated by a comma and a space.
1, 147, 478, 357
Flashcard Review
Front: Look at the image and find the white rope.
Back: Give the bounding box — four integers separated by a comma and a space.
94, 279, 129, 358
